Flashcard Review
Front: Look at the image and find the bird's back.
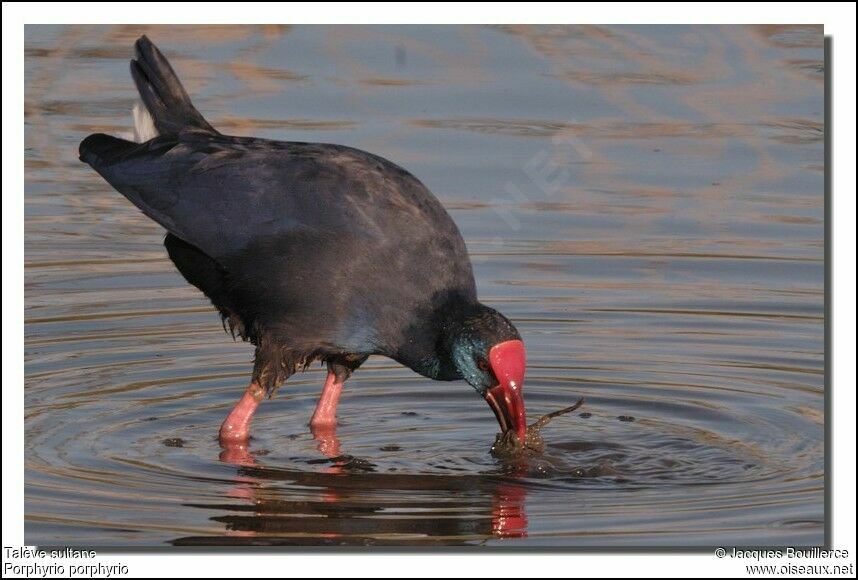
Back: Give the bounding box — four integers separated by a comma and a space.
79, 35, 476, 372
81, 122, 476, 355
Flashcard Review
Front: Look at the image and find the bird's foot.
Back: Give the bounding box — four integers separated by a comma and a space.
309, 421, 341, 458
218, 440, 255, 466
218, 423, 254, 466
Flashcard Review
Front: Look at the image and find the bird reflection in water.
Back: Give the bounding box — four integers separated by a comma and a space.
180, 426, 529, 545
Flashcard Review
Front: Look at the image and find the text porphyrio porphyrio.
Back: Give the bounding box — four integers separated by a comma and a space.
79, 37, 527, 448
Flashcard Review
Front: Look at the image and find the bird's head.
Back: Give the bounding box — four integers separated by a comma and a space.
448, 304, 527, 441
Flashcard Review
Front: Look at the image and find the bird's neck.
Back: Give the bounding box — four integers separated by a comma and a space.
392, 298, 486, 382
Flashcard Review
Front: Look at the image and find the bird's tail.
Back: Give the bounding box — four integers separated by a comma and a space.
130, 35, 217, 136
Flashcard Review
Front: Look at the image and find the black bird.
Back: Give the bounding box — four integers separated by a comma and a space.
79, 36, 527, 447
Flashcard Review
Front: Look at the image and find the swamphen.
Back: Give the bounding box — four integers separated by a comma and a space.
79, 36, 527, 447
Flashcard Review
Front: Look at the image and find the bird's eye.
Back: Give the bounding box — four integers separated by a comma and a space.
477, 358, 490, 372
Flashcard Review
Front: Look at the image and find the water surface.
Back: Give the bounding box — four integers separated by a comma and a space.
25, 24, 824, 547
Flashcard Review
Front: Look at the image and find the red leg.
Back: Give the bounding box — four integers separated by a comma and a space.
310, 369, 345, 428
219, 381, 264, 444
309, 371, 346, 498
309, 370, 345, 484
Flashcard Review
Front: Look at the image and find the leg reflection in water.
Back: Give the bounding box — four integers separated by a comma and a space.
491, 481, 528, 538
309, 421, 345, 532
193, 423, 529, 545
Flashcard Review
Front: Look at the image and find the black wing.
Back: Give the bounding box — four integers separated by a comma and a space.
79, 132, 476, 352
